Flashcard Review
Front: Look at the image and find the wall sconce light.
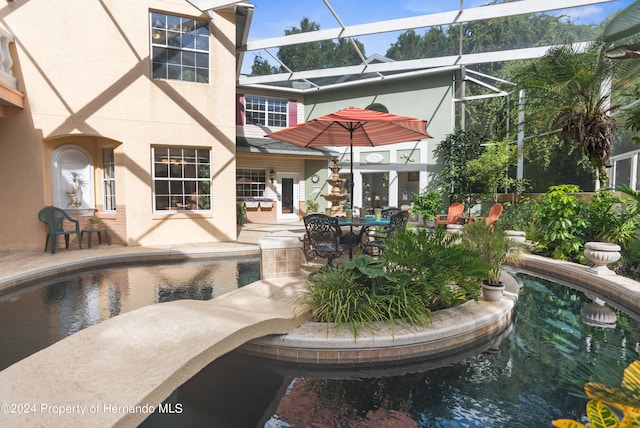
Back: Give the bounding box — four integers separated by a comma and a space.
270, 169, 276, 183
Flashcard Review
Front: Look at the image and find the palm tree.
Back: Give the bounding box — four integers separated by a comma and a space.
603, 0, 640, 59
514, 43, 638, 189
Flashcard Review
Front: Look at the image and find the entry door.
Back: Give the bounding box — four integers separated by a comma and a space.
276, 173, 299, 221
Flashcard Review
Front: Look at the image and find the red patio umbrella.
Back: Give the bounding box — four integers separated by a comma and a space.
265, 107, 433, 209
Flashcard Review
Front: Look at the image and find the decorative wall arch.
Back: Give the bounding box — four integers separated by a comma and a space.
52, 145, 95, 214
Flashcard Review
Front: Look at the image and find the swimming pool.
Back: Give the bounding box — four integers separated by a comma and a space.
0, 257, 260, 371
143, 273, 640, 428
1, 263, 638, 427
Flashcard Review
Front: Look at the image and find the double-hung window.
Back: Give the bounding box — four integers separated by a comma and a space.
153, 147, 211, 212
102, 148, 116, 211
236, 169, 267, 198
245, 96, 287, 127
150, 12, 209, 83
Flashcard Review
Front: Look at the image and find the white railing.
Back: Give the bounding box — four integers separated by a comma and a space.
0, 26, 17, 90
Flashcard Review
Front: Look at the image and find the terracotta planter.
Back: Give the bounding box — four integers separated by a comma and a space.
584, 242, 621, 276
482, 281, 504, 302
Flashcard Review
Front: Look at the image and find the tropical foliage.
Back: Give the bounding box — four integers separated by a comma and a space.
412, 189, 443, 220
533, 185, 589, 260
496, 197, 538, 238
512, 43, 640, 188
466, 139, 516, 202
552, 360, 640, 428
433, 129, 487, 203
461, 220, 519, 285
602, 0, 640, 59
586, 187, 639, 247
304, 228, 485, 335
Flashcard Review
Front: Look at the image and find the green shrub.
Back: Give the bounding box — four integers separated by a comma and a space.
305, 264, 381, 334
305, 198, 319, 214
412, 189, 443, 220
304, 228, 486, 336
619, 239, 640, 280
495, 197, 538, 238
586, 188, 638, 247
533, 185, 589, 260
381, 228, 485, 310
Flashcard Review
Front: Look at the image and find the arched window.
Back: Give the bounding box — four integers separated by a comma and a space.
365, 103, 388, 113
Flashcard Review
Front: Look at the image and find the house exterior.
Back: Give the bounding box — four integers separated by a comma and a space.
237, 64, 458, 220
302, 68, 456, 214
235, 89, 336, 224
0, 0, 246, 251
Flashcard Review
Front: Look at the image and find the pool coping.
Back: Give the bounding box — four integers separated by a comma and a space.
0, 245, 260, 295
242, 273, 519, 366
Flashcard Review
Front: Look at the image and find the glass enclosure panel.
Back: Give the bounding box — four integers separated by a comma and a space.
636, 156, 639, 190
615, 158, 631, 187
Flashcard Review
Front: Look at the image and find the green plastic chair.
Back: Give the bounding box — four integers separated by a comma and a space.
37, 206, 82, 254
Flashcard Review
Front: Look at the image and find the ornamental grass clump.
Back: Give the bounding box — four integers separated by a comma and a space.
305, 228, 486, 336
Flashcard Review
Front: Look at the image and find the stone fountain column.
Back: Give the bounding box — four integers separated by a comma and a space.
322, 159, 349, 216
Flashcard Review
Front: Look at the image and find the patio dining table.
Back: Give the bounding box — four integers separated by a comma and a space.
338, 216, 391, 258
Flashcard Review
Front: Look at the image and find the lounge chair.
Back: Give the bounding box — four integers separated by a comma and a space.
435, 202, 465, 226
473, 203, 503, 229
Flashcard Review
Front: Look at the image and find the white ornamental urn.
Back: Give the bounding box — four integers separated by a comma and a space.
584, 242, 621, 276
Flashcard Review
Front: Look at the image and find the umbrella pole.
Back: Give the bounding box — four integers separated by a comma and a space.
349, 133, 354, 260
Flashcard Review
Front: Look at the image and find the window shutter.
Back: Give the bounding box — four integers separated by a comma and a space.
236, 94, 245, 125
288, 99, 297, 126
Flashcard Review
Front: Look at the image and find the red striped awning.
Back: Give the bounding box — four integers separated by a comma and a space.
265, 107, 432, 148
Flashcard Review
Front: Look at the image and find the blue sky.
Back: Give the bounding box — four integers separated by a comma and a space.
241, 0, 634, 73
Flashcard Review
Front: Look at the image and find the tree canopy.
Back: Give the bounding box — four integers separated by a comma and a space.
251, 17, 366, 75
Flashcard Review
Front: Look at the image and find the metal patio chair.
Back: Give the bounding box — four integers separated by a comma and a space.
363, 210, 409, 256
303, 214, 353, 266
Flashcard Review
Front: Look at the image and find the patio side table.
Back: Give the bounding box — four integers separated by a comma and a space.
81, 227, 112, 249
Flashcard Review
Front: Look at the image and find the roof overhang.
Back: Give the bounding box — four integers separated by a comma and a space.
237, 137, 338, 158
185, 0, 248, 12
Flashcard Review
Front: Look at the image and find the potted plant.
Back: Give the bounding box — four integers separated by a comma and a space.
88, 217, 101, 229
412, 189, 443, 228
461, 220, 520, 301
236, 202, 247, 226
305, 198, 319, 214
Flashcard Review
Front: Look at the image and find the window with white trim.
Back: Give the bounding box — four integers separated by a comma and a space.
102, 148, 116, 211
245, 96, 287, 127
150, 12, 209, 83
153, 147, 211, 211
610, 150, 639, 191
236, 169, 267, 198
